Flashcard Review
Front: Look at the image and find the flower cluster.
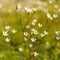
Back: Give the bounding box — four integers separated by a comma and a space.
3, 25, 17, 43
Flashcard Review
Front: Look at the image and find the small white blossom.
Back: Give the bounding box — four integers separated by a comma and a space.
17, 4, 22, 9
26, 25, 30, 29
3, 31, 8, 36
40, 33, 45, 37
29, 44, 33, 48
18, 48, 23, 52
33, 52, 38, 56
5, 38, 10, 43
55, 31, 59, 35
44, 31, 48, 35
56, 37, 60, 40
38, 23, 42, 28
12, 29, 17, 34
31, 38, 36, 42
53, 14, 58, 18
24, 37, 28, 41
24, 32, 29, 36
5, 25, 11, 30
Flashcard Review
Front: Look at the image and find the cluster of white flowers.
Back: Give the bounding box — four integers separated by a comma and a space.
47, 13, 58, 20
40, 31, 48, 37
31, 28, 38, 35
3, 25, 17, 43
25, 7, 38, 13
55, 31, 60, 40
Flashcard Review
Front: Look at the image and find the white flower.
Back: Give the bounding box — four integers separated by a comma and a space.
26, 25, 30, 29
25, 7, 33, 13
33, 52, 38, 56
17, 4, 22, 9
56, 37, 60, 40
24, 37, 28, 41
18, 48, 23, 52
44, 31, 48, 35
53, 14, 58, 18
38, 23, 42, 28
5, 25, 11, 30
55, 31, 59, 35
3, 31, 8, 36
47, 13, 51, 18
12, 29, 17, 34
24, 32, 29, 36
29, 44, 33, 48
40, 33, 45, 37
31, 38, 36, 42
5, 38, 10, 43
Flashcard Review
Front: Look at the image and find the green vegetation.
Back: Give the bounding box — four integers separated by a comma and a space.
0, 2, 60, 60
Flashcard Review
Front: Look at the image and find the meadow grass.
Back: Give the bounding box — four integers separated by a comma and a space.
0, 2, 60, 60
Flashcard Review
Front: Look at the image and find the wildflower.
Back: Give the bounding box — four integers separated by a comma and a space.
25, 7, 33, 13
31, 38, 36, 42
5, 25, 11, 30
17, 4, 22, 9
40, 33, 45, 37
56, 37, 60, 40
29, 44, 33, 48
44, 31, 48, 35
24, 37, 28, 41
38, 23, 42, 27
24, 32, 29, 36
5, 38, 10, 43
26, 25, 30, 29
55, 31, 58, 34
33, 52, 38, 56
18, 48, 23, 52
53, 14, 58, 18
3, 31, 8, 36
12, 29, 17, 34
